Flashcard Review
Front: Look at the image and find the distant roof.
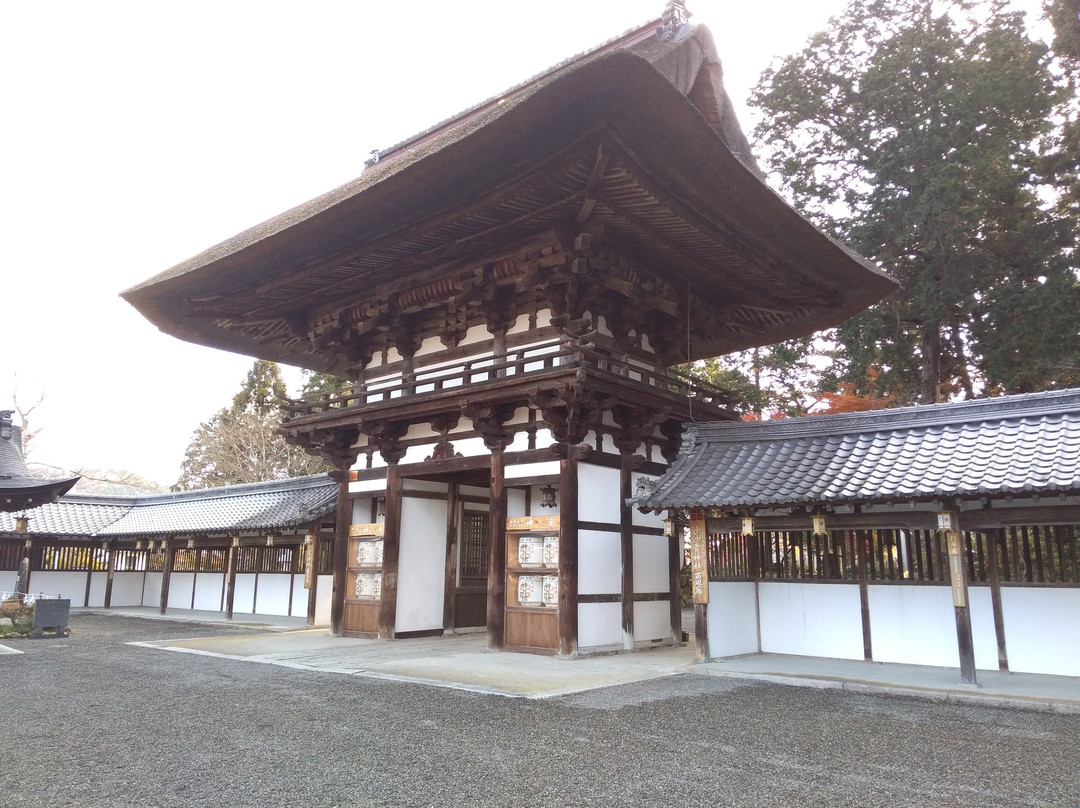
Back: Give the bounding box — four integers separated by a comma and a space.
0, 410, 79, 513
635, 389, 1080, 510
0, 475, 336, 538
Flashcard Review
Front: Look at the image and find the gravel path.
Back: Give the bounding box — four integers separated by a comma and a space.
3, 613, 1078, 807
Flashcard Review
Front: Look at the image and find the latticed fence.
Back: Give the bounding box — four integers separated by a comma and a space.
708, 525, 1080, 585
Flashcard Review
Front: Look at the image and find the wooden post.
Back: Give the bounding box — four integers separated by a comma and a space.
558, 451, 579, 657
103, 541, 116, 609
486, 450, 507, 649
619, 452, 636, 650
988, 527, 1009, 671
330, 473, 351, 635
942, 512, 977, 685
443, 482, 460, 633
689, 510, 709, 659
305, 530, 318, 628
159, 537, 174, 615
225, 536, 239, 620
854, 529, 873, 661
378, 461, 403, 640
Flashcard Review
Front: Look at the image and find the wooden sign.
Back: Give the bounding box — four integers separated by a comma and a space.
689, 510, 708, 604
349, 523, 385, 538
946, 531, 966, 608
505, 516, 560, 532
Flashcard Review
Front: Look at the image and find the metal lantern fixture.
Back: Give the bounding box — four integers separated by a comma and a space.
937, 511, 958, 532
812, 513, 827, 537
741, 516, 755, 536
540, 484, 558, 509
15, 514, 29, 534
663, 517, 676, 538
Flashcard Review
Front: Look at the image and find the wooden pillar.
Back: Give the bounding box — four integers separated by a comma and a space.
620, 452, 636, 650
443, 482, 460, 633
305, 530, 319, 628
486, 450, 507, 649
159, 537, 174, 615
854, 529, 873, 661
988, 527, 1009, 671
378, 461, 403, 640
558, 451, 579, 657
103, 541, 116, 608
942, 511, 977, 685
330, 473, 351, 635
689, 510, 709, 659
224, 536, 239, 621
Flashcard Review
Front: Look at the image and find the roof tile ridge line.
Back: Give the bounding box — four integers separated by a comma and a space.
644, 425, 700, 506
367, 17, 665, 167
129, 473, 335, 505
697, 390, 1080, 442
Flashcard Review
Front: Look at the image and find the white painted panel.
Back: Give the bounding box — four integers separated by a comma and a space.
1002, 587, 1080, 676
110, 572, 146, 606
460, 485, 490, 499
507, 312, 531, 335
142, 572, 162, 608
760, 582, 863, 660
26, 571, 85, 602
351, 498, 374, 524
455, 436, 489, 457
351, 478, 387, 494
506, 461, 560, 479
416, 334, 445, 357
291, 577, 310, 618
507, 488, 527, 518
633, 534, 670, 593
968, 586, 998, 671
405, 423, 439, 440
578, 463, 620, 524
578, 602, 622, 650
0, 571, 15, 594
578, 530, 620, 595
255, 575, 293, 616
707, 582, 759, 658
234, 574, 257, 614
193, 574, 224, 611
524, 485, 558, 517
868, 585, 958, 667
314, 575, 333, 625
460, 324, 490, 345
87, 571, 108, 607
404, 479, 448, 493
633, 600, 672, 643
167, 573, 196, 610
396, 496, 447, 633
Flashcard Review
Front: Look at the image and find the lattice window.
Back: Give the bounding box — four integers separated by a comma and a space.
460, 511, 489, 582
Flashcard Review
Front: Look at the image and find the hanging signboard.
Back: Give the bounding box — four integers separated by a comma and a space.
689, 510, 708, 604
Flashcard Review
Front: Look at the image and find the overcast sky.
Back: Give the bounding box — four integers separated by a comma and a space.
0, 0, 1046, 488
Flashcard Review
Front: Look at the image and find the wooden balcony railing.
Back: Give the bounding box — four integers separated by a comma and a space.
283, 339, 734, 422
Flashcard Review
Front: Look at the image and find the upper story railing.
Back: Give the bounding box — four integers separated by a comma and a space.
283, 338, 734, 422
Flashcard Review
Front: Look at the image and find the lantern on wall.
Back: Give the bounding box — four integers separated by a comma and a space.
741, 516, 755, 536
937, 511, 958, 532
15, 514, 29, 534
811, 513, 827, 537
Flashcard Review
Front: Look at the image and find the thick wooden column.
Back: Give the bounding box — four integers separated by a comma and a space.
619, 451, 636, 651
689, 510, 710, 660
558, 450, 579, 657
305, 530, 319, 628
159, 537, 174, 615
943, 512, 977, 685
330, 472, 351, 636
988, 527, 1009, 671
854, 529, 873, 661
486, 449, 507, 649
224, 536, 239, 620
443, 482, 460, 634
103, 541, 116, 609
378, 460, 403, 640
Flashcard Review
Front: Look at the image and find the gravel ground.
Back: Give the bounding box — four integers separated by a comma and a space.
3, 613, 1078, 808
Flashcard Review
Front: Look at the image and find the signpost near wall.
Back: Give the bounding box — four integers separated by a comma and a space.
689, 509, 709, 658
940, 511, 977, 685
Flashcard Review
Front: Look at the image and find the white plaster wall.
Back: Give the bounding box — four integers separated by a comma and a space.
633, 600, 671, 643
633, 534, 670, 594
314, 574, 333, 625
0, 571, 15, 594
524, 484, 558, 517
110, 572, 146, 606
760, 582, 864, 660
233, 573, 257, 614
351, 478, 386, 495
193, 574, 224, 611
291, 577, 309, 618
507, 488, 527, 518
506, 461, 560, 480
459, 485, 490, 499
87, 572, 108, 607
167, 573, 196, 609
868, 585, 964, 668
578, 463, 620, 524
578, 530, 620, 595
578, 602, 622, 651
1001, 587, 1080, 676
142, 572, 162, 608
968, 587, 998, 671
404, 480, 448, 493
396, 496, 447, 633
255, 575, 293, 616
30, 571, 86, 603
707, 582, 759, 658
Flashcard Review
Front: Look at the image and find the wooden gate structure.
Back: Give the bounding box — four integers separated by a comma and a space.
121, 7, 895, 654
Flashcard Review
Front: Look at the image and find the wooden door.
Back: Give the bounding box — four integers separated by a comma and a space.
454, 510, 489, 628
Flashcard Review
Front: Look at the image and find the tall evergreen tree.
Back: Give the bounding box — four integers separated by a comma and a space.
751, 0, 1079, 403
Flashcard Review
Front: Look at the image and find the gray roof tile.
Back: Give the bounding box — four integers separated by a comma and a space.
637, 389, 1080, 510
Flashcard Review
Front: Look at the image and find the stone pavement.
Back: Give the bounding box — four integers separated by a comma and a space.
72, 606, 1080, 711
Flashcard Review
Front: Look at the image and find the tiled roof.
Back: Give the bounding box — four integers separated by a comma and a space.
0, 475, 336, 538
635, 389, 1080, 510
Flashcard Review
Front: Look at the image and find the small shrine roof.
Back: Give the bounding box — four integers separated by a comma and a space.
634, 389, 1080, 510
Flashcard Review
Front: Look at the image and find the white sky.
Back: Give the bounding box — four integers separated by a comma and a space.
0, 0, 1046, 487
